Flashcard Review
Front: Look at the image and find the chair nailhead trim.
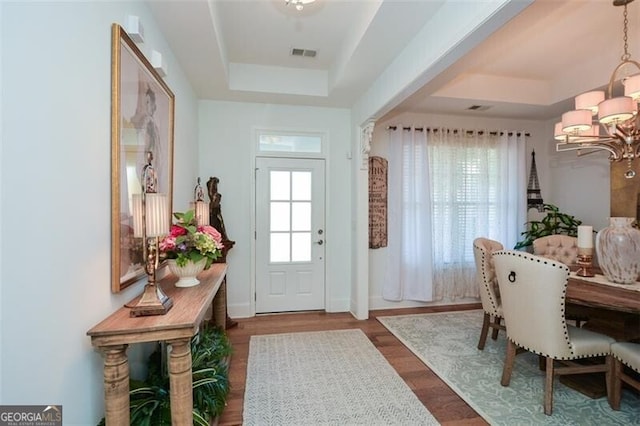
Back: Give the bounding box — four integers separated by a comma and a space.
613, 354, 640, 373
474, 242, 499, 315
497, 250, 575, 355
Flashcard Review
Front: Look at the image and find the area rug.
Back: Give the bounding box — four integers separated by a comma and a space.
243, 329, 439, 425
378, 310, 640, 426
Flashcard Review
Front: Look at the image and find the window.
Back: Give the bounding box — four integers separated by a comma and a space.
258, 131, 323, 155
428, 144, 501, 264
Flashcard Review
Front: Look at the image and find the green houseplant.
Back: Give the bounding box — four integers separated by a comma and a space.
99, 325, 232, 426
514, 203, 582, 250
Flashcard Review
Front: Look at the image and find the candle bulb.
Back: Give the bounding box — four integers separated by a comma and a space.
577, 225, 593, 249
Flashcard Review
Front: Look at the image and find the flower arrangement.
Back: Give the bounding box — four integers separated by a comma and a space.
159, 210, 223, 270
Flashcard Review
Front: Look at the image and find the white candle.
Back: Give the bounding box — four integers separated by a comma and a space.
577, 225, 593, 249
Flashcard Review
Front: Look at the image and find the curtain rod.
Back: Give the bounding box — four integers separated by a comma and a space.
386, 126, 531, 137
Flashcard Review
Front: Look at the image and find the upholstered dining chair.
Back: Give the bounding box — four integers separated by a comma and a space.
532, 235, 579, 266
609, 341, 640, 410
473, 237, 505, 350
532, 235, 589, 327
492, 250, 615, 415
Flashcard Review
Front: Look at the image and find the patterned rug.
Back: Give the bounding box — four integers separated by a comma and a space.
243, 329, 439, 425
378, 310, 640, 426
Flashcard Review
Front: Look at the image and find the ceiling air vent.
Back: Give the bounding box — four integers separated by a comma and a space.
291, 48, 317, 58
467, 105, 491, 111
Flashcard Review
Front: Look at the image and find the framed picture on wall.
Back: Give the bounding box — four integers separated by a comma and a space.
110, 23, 175, 292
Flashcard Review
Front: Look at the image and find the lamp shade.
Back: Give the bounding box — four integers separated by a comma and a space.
624, 74, 640, 100
562, 109, 592, 133
554, 122, 566, 141
575, 91, 605, 115
598, 96, 635, 124
132, 193, 170, 238
190, 200, 210, 226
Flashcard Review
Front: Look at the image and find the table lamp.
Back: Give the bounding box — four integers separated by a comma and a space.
130, 151, 174, 317
576, 225, 595, 277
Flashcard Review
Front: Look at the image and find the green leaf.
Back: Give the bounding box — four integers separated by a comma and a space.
127, 325, 232, 424
513, 204, 583, 250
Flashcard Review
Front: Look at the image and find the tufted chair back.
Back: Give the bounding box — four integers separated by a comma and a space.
473, 238, 505, 350
473, 238, 503, 317
493, 250, 575, 358
532, 235, 578, 266
533, 235, 590, 326
493, 250, 614, 415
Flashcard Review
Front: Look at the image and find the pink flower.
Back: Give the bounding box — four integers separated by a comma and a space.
198, 225, 222, 243
159, 236, 176, 251
170, 224, 187, 238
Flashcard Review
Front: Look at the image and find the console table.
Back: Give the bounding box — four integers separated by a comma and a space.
87, 263, 227, 425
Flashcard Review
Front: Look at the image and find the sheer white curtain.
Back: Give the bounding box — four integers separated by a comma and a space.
385, 127, 433, 301
385, 127, 526, 302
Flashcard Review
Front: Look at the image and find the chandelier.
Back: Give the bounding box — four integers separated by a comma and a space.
285, 0, 315, 11
555, 0, 640, 178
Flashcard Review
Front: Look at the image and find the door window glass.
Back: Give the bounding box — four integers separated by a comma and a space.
269, 170, 312, 263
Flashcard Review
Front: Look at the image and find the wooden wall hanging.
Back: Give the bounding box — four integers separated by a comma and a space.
369, 156, 388, 248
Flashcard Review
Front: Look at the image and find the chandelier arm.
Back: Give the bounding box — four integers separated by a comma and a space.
556, 141, 623, 160
607, 59, 640, 97
562, 135, 623, 147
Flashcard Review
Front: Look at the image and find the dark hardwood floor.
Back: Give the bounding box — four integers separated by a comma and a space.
218, 303, 488, 426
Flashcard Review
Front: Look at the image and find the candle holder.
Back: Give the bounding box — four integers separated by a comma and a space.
576, 247, 595, 277
190, 177, 210, 226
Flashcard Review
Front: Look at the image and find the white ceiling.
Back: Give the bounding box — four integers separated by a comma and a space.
147, 0, 640, 121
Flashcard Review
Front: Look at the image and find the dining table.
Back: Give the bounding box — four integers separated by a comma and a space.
561, 271, 639, 398
566, 271, 639, 341
567, 271, 639, 313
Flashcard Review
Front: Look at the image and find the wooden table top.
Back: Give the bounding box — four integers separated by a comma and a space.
567, 272, 640, 314
87, 263, 227, 347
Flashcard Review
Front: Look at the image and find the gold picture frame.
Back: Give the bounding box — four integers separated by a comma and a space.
111, 24, 175, 292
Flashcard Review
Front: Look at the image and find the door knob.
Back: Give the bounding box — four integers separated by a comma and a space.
316, 239, 324, 245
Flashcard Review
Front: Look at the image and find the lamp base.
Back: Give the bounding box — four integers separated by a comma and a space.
130, 283, 174, 317
576, 254, 595, 278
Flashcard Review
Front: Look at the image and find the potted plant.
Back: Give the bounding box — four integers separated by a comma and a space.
514, 203, 582, 250
159, 210, 224, 287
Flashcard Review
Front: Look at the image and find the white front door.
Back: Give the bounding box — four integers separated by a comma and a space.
255, 157, 325, 313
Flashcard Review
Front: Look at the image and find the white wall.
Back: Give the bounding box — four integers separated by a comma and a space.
198, 101, 352, 318
1, 2, 199, 424
367, 111, 609, 310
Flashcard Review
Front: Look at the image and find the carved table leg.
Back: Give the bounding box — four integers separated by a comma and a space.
167, 338, 193, 426
102, 345, 129, 426
213, 277, 237, 328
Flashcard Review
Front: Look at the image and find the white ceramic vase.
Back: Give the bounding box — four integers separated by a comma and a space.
595, 217, 640, 284
167, 258, 207, 287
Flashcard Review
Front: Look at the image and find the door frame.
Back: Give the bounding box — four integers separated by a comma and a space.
249, 127, 328, 317
254, 156, 326, 313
